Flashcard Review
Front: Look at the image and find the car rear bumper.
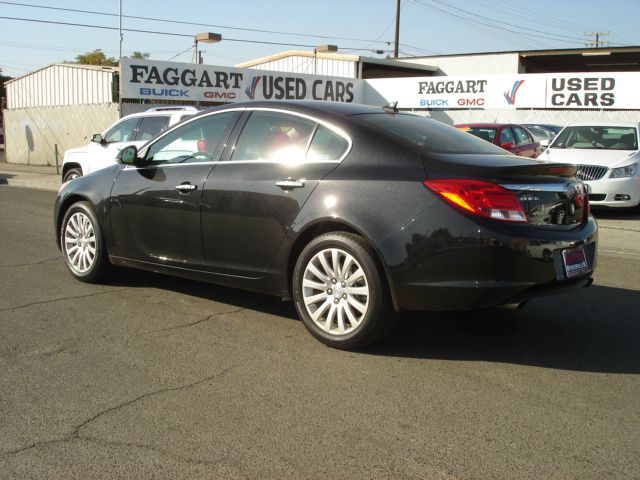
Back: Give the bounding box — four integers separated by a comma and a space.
377, 202, 598, 312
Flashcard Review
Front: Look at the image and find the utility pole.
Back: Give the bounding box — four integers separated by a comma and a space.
585, 31, 609, 48
393, 0, 401, 58
118, 0, 123, 117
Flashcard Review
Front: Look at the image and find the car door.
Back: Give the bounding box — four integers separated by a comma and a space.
512, 126, 540, 158
109, 111, 240, 267
201, 109, 350, 277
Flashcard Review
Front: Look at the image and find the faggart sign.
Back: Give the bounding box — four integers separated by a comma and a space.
121, 58, 362, 103
365, 72, 640, 110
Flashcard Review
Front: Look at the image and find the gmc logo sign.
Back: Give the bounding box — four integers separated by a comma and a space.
204, 91, 237, 100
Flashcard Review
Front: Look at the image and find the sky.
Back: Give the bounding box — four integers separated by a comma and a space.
1, 0, 639, 78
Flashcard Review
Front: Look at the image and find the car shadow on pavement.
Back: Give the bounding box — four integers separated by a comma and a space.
110, 270, 638, 374
591, 208, 640, 221
106, 268, 300, 320
372, 284, 640, 374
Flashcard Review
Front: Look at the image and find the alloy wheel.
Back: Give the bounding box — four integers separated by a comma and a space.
64, 211, 97, 274
302, 248, 370, 336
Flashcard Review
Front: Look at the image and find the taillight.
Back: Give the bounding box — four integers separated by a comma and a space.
423, 179, 527, 222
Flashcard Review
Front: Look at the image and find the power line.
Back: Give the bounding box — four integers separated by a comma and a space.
0, 16, 386, 52
413, 0, 588, 45
0, 1, 396, 46
410, 0, 555, 49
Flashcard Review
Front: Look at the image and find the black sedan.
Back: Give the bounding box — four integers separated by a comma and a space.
55, 101, 597, 349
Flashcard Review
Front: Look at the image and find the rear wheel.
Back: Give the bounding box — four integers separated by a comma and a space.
61, 201, 113, 283
292, 232, 396, 350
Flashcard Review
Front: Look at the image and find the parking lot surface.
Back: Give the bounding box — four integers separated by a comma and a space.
1, 186, 639, 479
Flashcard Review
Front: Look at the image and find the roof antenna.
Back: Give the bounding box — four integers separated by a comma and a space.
383, 101, 399, 113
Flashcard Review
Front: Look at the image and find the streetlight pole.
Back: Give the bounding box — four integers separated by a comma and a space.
313, 44, 338, 76
394, 0, 400, 58
194, 32, 222, 65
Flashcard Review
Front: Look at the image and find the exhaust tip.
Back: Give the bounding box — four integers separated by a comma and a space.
500, 300, 527, 311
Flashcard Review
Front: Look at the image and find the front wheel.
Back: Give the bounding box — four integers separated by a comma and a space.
62, 167, 82, 182
292, 232, 397, 350
60, 201, 113, 283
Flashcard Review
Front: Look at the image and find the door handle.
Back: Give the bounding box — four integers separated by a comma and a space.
175, 183, 197, 192
276, 179, 305, 190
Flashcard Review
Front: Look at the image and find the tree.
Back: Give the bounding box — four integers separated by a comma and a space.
74, 49, 118, 66
130, 51, 150, 60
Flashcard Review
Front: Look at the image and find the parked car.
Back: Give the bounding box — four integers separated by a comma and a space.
454, 123, 542, 158
523, 124, 559, 148
61, 106, 198, 182
55, 101, 597, 349
539, 122, 639, 209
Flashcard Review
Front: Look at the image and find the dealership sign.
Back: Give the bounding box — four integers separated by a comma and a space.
364, 72, 640, 110
121, 58, 363, 103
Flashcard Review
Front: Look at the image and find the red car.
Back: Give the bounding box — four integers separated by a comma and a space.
455, 123, 542, 158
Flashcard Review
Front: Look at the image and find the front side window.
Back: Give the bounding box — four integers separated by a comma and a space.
135, 116, 169, 142
145, 112, 236, 165
104, 118, 140, 143
231, 111, 316, 163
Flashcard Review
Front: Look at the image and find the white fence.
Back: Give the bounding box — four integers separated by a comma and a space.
3, 103, 118, 166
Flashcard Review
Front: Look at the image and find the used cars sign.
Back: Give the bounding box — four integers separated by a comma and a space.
121, 58, 363, 103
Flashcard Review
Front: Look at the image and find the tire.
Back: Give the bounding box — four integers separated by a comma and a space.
60, 201, 113, 283
292, 232, 397, 350
63, 167, 82, 182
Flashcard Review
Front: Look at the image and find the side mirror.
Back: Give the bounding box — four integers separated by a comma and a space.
500, 141, 514, 149
91, 133, 104, 144
117, 145, 139, 165
539, 139, 549, 148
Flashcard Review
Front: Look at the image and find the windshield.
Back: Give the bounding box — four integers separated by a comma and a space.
354, 113, 509, 155
551, 126, 638, 150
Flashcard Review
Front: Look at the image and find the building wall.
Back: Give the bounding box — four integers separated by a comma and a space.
6, 64, 116, 109
402, 53, 521, 76
246, 55, 357, 78
3, 103, 118, 165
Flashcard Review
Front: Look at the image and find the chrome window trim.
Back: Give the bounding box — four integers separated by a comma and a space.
122, 158, 341, 171
501, 183, 578, 192
136, 106, 353, 164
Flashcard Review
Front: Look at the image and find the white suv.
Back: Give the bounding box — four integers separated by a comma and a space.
61, 106, 198, 182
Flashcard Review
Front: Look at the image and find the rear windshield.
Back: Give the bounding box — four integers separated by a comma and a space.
551, 126, 638, 150
354, 113, 509, 155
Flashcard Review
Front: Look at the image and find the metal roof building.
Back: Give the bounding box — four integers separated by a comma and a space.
5, 63, 118, 109
236, 50, 437, 79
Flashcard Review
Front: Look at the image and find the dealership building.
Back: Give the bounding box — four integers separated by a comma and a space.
2, 46, 640, 165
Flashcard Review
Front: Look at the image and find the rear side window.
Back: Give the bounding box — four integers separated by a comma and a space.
231, 111, 316, 162
513, 127, 533, 146
104, 117, 140, 143
135, 116, 169, 141
356, 113, 509, 155
306, 126, 349, 161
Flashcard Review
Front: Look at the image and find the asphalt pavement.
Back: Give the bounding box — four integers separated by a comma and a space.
0, 172, 639, 479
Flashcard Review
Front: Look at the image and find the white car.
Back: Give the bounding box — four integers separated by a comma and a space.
61, 106, 198, 182
539, 122, 640, 208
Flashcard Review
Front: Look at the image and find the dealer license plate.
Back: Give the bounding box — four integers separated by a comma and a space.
562, 246, 589, 278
